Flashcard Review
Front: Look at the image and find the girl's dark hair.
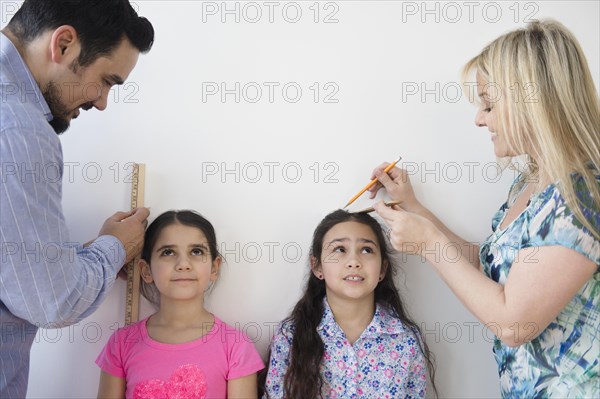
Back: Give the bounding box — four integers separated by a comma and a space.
7, 0, 154, 66
259, 209, 437, 398
139, 210, 222, 306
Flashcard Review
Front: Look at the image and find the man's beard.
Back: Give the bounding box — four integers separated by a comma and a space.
43, 81, 71, 135
44, 60, 96, 134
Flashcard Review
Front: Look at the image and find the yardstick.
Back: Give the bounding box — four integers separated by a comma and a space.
125, 163, 145, 325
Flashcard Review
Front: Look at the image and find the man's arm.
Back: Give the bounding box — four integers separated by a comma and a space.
0, 125, 143, 327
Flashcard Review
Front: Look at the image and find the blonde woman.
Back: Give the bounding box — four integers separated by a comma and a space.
371, 20, 599, 397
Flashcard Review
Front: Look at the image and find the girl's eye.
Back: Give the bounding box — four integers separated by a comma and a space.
191, 248, 205, 256
362, 247, 375, 254
484, 107, 492, 112
160, 248, 174, 256
333, 246, 346, 253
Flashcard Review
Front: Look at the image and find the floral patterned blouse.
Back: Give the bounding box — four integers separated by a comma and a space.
262, 298, 427, 399
480, 173, 599, 398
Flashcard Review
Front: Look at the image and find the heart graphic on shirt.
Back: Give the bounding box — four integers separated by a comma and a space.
133, 364, 207, 399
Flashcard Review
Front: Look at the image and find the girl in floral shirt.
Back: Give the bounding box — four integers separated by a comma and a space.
261, 210, 436, 399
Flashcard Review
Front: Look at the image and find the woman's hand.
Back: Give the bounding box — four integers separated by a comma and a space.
368, 164, 420, 212
374, 201, 443, 257
368, 160, 481, 268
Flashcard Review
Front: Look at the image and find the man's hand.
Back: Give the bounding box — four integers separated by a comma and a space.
98, 207, 150, 264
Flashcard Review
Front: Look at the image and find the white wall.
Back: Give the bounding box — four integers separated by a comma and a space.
1, 0, 597, 397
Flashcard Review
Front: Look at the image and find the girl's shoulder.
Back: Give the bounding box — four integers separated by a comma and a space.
103, 317, 148, 349
210, 315, 258, 347
210, 315, 265, 372
271, 318, 296, 342
116, 317, 147, 335
212, 315, 242, 334
373, 304, 415, 335
279, 318, 296, 333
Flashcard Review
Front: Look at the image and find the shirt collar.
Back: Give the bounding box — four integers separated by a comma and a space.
317, 297, 407, 340
1, 32, 52, 121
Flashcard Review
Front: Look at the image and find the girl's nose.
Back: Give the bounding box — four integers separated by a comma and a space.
176, 258, 192, 271
346, 256, 361, 269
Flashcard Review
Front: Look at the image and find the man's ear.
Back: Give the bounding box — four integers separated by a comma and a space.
49, 25, 79, 64
210, 256, 222, 282
139, 260, 153, 283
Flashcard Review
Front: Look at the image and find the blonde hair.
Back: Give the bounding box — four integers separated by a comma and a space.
463, 19, 600, 239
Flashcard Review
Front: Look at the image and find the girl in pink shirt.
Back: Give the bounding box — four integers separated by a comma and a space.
96, 210, 264, 399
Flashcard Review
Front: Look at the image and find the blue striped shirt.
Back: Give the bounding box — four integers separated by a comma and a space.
0, 33, 126, 398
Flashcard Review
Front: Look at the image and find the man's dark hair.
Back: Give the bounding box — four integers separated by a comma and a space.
7, 0, 154, 66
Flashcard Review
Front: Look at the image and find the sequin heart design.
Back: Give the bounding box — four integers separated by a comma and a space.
133, 364, 207, 399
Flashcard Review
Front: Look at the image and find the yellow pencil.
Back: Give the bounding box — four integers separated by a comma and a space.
343, 156, 402, 209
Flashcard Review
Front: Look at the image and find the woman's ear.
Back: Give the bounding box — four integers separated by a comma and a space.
210, 256, 222, 281
139, 260, 153, 283
310, 256, 324, 280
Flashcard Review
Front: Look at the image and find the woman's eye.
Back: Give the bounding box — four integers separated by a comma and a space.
481, 102, 493, 112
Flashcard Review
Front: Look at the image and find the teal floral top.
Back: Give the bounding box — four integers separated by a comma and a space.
480, 173, 599, 398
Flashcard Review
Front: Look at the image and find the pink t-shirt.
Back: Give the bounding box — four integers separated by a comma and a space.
96, 316, 264, 399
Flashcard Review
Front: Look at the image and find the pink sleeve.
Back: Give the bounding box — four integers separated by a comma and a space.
225, 328, 265, 380
95, 328, 126, 378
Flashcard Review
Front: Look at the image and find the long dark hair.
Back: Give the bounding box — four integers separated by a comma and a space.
139, 210, 222, 306
259, 210, 437, 398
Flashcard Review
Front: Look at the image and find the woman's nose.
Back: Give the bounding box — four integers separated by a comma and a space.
475, 109, 487, 127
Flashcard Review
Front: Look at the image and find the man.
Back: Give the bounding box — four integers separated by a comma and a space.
0, 1, 154, 396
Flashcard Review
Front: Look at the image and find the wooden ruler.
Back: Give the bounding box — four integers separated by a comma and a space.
125, 163, 145, 325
